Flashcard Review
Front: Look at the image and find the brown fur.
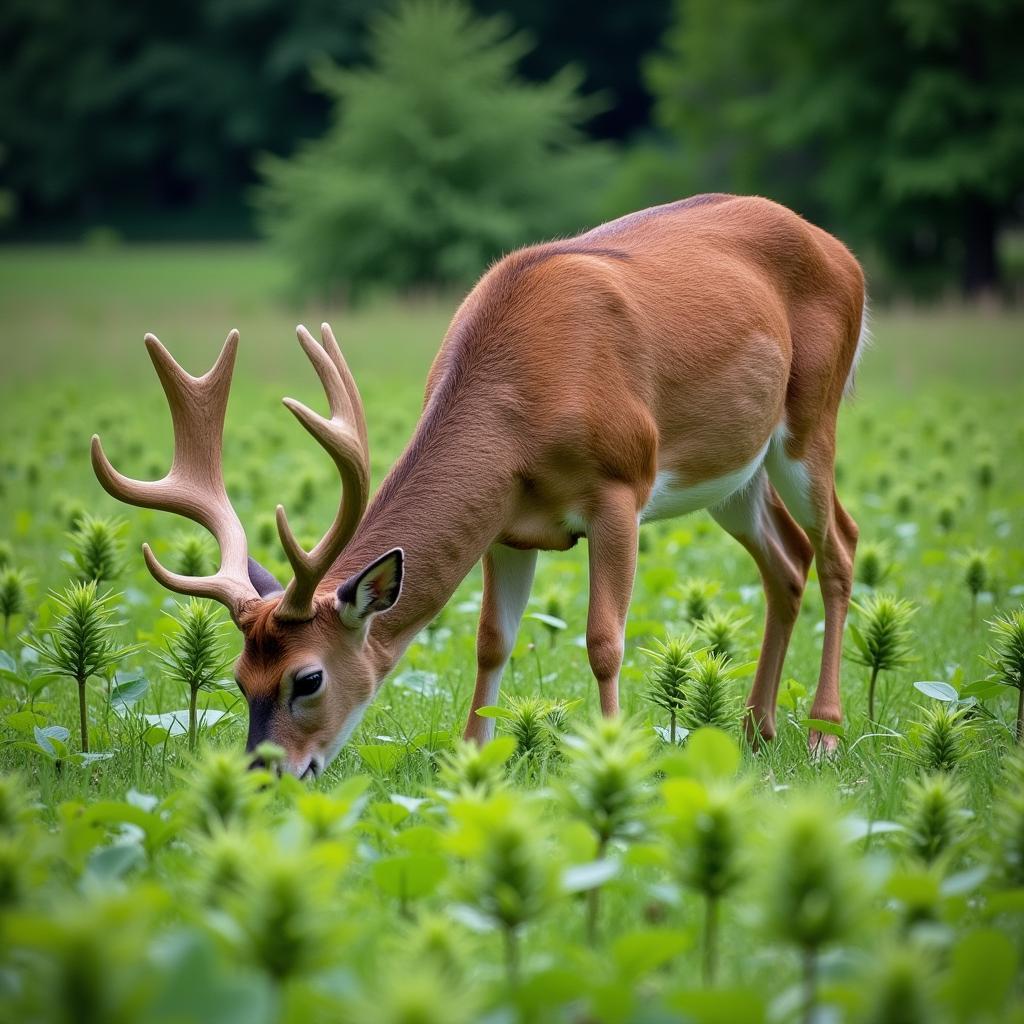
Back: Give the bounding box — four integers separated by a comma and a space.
100, 195, 867, 773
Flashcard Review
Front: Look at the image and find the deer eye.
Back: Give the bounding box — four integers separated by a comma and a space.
292, 670, 324, 700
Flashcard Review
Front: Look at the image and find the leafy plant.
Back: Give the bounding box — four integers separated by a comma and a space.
480, 695, 576, 761
900, 704, 974, 774
761, 798, 862, 1024
642, 633, 702, 743
448, 795, 557, 986
983, 607, 1024, 742
67, 512, 124, 583
256, 0, 610, 298
848, 594, 916, 722
856, 541, 892, 589
560, 714, 652, 942
989, 751, 1024, 889
695, 606, 749, 659
25, 582, 138, 752
671, 782, 746, 985
679, 578, 718, 622
0, 567, 30, 639
958, 548, 990, 625
172, 532, 213, 578
436, 736, 516, 799
900, 772, 967, 865
681, 650, 744, 731
155, 599, 232, 751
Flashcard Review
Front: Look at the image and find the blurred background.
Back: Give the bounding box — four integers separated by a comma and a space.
2, 0, 1023, 302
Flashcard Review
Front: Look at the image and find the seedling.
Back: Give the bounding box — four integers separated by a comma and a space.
900, 772, 967, 865
560, 714, 652, 942
67, 513, 124, 583
958, 548, 990, 625
695, 607, 749, 660
762, 798, 861, 1024
983, 607, 1024, 742
156, 599, 232, 750
855, 541, 892, 589
25, 581, 138, 752
900, 704, 974, 774
643, 633, 703, 744
0, 567, 30, 640
679, 578, 718, 622
681, 650, 744, 731
847, 593, 916, 722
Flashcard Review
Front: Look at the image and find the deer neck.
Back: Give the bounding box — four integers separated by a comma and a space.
329, 396, 516, 676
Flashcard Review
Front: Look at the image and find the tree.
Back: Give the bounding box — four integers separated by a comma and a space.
255, 0, 612, 298
646, 0, 1024, 295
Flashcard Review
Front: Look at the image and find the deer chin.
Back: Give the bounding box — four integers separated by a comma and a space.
306, 698, 372, 778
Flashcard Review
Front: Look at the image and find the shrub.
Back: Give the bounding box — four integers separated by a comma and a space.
256, 0, 611, 299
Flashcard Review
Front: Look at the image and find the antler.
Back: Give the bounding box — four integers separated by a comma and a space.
273, 323, 370, 622
91, 330, 260, 622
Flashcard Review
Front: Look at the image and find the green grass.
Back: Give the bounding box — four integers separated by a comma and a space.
1, 244, 1023, 1022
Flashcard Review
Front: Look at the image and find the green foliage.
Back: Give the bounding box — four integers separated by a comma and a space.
257, 0, 611, 298
25, 581, 138, 752
858, 946, 935, 1024
484, 694, 574, 760
901, 704, 975, 774
156, 599, 232, 750
856, 541, 892, 589
762, 797, 862, 954
67, 513, 124, 583
436, 736, 515, 799
561, 714, 652, 851
680, 650, 743, 731
643, 632, 702, 742
678, 577, 718, 622
0, 566, 30, 637
646, 0, 1024, 294
695, 607, 749, 660
172, 533, 212, 578
990, 751, 1024, 889
983, 607, 1024, 742
900, 772, 967, 865
848, 593, 916, 721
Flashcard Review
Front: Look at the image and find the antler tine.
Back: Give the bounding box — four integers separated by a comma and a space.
274, 324, 370, 622
90, 329, 259, 621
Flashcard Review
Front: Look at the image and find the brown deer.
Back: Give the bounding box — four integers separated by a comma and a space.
92, 194, 866, 777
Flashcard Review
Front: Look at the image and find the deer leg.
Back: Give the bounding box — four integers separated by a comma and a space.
767, 437, 858, 754
711, 472, 814, 745
464, 544, 537, 744
586, 483, 640, 715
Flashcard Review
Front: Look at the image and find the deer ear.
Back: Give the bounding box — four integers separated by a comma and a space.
336, 549, 404, 628
248, 557, 284, 598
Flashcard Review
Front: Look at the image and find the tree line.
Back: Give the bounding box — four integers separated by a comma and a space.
2, 0, 1021, 295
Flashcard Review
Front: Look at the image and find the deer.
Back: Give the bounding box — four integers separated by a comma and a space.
91, 194, 866, 778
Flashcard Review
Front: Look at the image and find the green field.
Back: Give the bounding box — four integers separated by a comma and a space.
1, 245, 1023, 1022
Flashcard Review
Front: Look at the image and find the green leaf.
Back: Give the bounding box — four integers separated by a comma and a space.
111, 671, 149, 710
612, 927, 690, 979
913, 680, 958, 702
943, 929, 1017, 1022
372, 853, 448, 900
800, 718, 846, 738
526, 612, 567, 631
474, 705, 515, 720
663, 727, 741, 781
670, 989, 766, 1023
357, 745, 403, 773
561, 859, 621, 893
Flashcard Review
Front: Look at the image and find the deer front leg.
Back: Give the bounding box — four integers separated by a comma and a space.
464, 544, 537, 744
586, 483, 640, 715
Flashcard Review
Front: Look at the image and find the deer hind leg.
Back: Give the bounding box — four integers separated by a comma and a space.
767, 430, 858, 754
465, 544, 537, 744
711, 471, 814, 746
586, 482, 640, 715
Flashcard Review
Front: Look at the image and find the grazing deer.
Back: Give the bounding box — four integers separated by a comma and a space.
92, 194, 866, 777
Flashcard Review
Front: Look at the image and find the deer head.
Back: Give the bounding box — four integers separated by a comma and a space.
91, 324, 402, 778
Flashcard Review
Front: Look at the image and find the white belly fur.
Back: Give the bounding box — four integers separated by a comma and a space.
640, 438, 770, 524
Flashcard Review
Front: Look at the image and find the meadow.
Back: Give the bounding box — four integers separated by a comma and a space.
1, 244, 1023, 1023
